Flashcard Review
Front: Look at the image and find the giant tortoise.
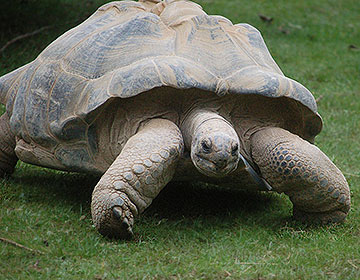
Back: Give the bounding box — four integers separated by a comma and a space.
0, 0, 350, 239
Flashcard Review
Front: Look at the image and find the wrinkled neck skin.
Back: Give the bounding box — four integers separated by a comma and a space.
181, 108, 240, 178
181, 110, 227, 147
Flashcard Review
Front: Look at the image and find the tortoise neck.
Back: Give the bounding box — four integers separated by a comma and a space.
180, 108, 233, 150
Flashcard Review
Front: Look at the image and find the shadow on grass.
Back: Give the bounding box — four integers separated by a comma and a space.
10, 167, 278, 216
9, 167, 98, 208
6, 165, 294, 240
141, 182, 293, 239
147, 182, 275, 220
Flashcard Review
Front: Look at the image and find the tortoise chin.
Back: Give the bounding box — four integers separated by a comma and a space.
191, 153, 239, 178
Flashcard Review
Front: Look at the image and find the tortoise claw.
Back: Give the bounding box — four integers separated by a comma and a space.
91, 188, 135, 240
112, 206, 134, 240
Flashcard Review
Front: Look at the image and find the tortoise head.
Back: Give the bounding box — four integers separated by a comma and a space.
188, 115, 240, 178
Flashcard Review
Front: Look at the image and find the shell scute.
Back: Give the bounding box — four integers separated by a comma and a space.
61, 12, 174, 80
98, 1, 146, 14
54, 145, 96, 172
50, 117, 87, 142
0, 0, 322, 171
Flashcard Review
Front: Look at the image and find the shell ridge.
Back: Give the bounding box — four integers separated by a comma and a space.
105, 54, 217, 94
59, 60, 90, 81
0, 63, 29, 106
213, 17, 262, 70
74, 82, 93, 121
225, 67, 318, 114
40, 14, 119, 62
92, 54, 216, 85
107, 71, 117, 98
56, 8, 152, 70
45, 65, 63, 143
98, 1, 146, 14
21, 62, 44, 144
61, 11, 173, 80
222, 65, 272, 80
4, 67, 28, 115
234, 23, 283, 75
59, 19, 126, 69
170, 13, 263, 78
151, 59, 166, 85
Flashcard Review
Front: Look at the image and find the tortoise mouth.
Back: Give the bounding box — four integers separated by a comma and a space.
192, 153, 238, 178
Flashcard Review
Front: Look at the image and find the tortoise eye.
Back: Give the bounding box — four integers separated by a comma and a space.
201, 140, 212, 153
231, 144, 239, 156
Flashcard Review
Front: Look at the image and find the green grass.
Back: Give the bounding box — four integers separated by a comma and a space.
0, 0, 359, 279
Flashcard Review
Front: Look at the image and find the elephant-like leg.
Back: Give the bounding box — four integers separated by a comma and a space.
250, 127, 350, 224
91, 119, 184, 239
0, 113, 18, 177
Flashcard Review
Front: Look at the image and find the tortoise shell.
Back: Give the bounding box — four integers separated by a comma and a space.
0, 0, 322, 174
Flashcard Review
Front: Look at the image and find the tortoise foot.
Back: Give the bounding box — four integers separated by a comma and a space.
110, 206, 134, 240
251, 127, 351, 224
91, 185, 136, 240
0, 114, 18, 178
293, 208, 347, 225
91, 119, 183, 239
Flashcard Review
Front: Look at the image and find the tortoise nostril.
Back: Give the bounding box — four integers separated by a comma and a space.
201, 139, 212, 153
232, 143, 239, 156
215, 157, 228, 169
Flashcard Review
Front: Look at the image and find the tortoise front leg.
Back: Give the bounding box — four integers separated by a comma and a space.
0, 113, 18, 177
91, 119, 184, 239
250, 127, 350, 223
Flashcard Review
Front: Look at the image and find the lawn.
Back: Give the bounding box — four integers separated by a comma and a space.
0, 0, 359, 279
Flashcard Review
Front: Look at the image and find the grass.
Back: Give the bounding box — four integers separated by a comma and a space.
0, 0, 359, 279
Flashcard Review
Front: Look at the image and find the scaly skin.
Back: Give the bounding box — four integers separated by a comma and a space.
181, 109, 240, 178
250, 127, 350, 223
91, 109, 244, 238
91, 119, 184, 238
0, 114, 18, 177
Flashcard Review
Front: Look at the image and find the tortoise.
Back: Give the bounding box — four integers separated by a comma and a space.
0, 0, 350, 239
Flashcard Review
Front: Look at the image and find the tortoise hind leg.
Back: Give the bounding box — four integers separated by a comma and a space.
0, 113, 18, 177
91, 119, 184, 239
250, 127, 350, 224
